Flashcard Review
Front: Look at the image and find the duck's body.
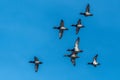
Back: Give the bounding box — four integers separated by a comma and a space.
53, 20, 68, 39
80, 4, 93, 17
88, 54, 100, 67
64, 52, 79, 66
29, 56, 43, 72
71, 19, 84, 34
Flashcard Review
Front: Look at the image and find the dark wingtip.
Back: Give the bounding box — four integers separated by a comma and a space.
77, 37, 80, 40
34, 56, 37, 59
80, 50, 83, 52
66, 28, 69, 30
29, 61, 35, 63
76, 56, 80, 58
64, 54, 70, 57
98, 63, 100, 65
82, 26, 85, 28
61, 19, 64, 22
80, 13, 84, 15
87, 3, 90, 7
88, 62, 92, 65
89, 14, 93, 16
64, 54, 67, 57
59, 37, 62, 39
66, 49, 69, 51
71, 24, 76, 26
40, 62, 43, 64
76, 32, 78, 35
53, 27, 58, 29
78, 19, 81, 21
71, 24, 74, 26
73, 64, 76, 66
96, 54, 98, 57
67, 49, 73, 51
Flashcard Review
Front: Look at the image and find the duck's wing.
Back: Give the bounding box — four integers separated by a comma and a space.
60, 19, 64, 27
29, 61, 35, 63
74, 37, 80, 48
77, 19, 81, 24
76, 27, 80, 34
86, 4, 90, 12
34, 56, 39, 61
71, 58, 76, 66
93, 54, 98, 61
35, 64, 39, 72
59, 30, 64, 39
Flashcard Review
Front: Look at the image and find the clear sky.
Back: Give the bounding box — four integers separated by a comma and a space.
0, 0, 120, 80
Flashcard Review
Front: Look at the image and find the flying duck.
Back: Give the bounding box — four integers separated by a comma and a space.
88, 54, 100, 67
67, 37, 83, 53
71, 19, 84, 34
53, 19, 68, 39
29, 56, 43, 72
80, 4, 93, 17
64, 52, 80, 66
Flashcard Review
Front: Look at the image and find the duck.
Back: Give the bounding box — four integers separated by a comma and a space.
88, 54, 100, 67
67, 37, 83, 53
29, 56, 43, 72
53, 19, 68, 39
64, 51, 80, 66
80, 4, 93, 17
71, 19, 84, 34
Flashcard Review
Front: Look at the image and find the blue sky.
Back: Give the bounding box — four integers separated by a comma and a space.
0, 0, 120, 80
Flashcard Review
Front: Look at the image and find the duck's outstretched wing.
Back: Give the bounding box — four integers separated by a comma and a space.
74, 37, 80, 48
93, 54, 98, 61
86, 4, 90, 12
35, 64, 39, 72
71, 58, 76, 66
77, 19, 81, 24
29, 61, 35, 63
59, 30, 64, 39
60, 19, 64, 27
76, 27, 80, 34
34, 56, 39, 61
